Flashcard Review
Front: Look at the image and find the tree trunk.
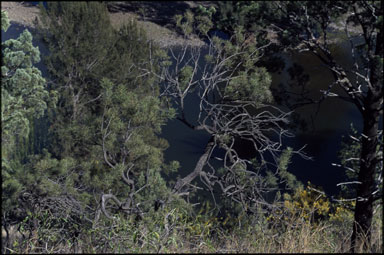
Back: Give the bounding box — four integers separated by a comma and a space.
350, 99, 381, 252
173, 137, 215, 193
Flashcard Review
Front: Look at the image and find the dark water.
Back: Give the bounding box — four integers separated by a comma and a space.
2, 23, 371, 196
268, 44, 361, 194
160, 36, 367, 196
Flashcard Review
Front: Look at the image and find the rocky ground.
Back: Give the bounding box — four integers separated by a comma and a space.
1, 1, 206, 48
1, 2, 40, 27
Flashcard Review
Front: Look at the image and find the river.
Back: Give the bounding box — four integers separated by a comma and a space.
160, 31, 372, 196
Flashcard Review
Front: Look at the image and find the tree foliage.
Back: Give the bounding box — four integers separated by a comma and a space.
1, 2, 176, 237
214, 1, 271, 35
1, 10, 55, 214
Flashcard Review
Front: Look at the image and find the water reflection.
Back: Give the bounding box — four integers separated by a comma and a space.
268, 36, 364, 194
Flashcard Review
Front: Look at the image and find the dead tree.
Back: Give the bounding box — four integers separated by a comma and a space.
99, 27, 308, 220
145, 31, 309, 214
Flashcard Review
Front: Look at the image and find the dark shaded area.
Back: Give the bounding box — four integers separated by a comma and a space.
23, 1, 48, 8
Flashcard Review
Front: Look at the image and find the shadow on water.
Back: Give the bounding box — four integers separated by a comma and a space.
24, 2, 48, 8
267, 39, 362, 195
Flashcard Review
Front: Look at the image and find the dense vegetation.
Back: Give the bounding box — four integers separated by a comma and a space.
1, 1, 382, 253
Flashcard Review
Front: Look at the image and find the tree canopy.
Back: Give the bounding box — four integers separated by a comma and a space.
1, 10, 56, 214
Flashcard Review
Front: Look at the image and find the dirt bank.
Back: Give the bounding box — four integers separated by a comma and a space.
1, 1, 204, 48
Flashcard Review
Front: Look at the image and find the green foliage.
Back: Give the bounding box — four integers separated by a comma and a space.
99, 77, 170, 175
38, 2, 171, 161
213, 1, 274, 37
196, 5, 216, 18
38, 2, 113, 122
240, 2, 383, 251
174, 10, 194, 36
1, 10, 10, 32
2, 3, 175, 237
207, 28, 273, 106
174, 6, 215, 37
277, 147, 303, 190
2, 28, 49, 143
163, 160, 181, 176
1, 10, 54, 213
225, 68, 272, 104
195, 15, 214, 36
178, 65, 194, 91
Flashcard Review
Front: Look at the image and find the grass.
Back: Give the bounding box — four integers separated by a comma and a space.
3, 200, 382, 253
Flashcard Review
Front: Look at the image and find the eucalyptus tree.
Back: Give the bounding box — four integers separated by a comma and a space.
264, 1, 383, 251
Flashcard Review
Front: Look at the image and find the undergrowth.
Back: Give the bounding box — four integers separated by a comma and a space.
3, 185, 382, 253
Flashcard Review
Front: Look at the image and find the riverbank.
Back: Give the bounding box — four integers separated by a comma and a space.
2, 2, 361, 48
1, 1, 205, 48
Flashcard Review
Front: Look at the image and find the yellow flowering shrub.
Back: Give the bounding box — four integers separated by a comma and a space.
329, 200, 355, 223
182, 201, 220, 240
282, 182, 330, 223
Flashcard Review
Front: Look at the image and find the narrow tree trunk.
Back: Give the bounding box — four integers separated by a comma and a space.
173, 138, 215, 193
350, 102, 381, 252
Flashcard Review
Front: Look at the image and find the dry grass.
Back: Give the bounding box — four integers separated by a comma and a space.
3, 206, 382, 254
